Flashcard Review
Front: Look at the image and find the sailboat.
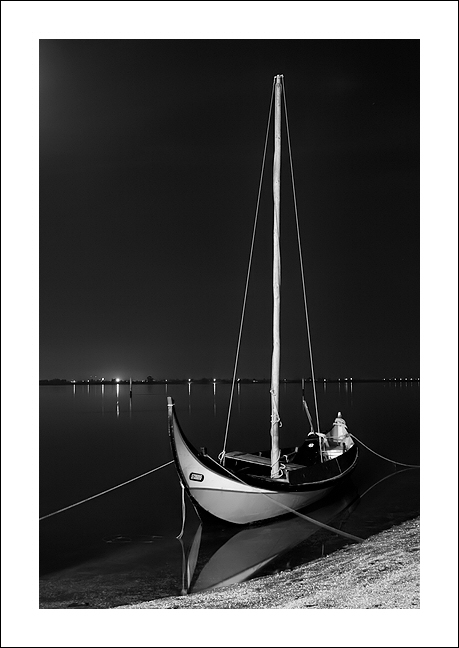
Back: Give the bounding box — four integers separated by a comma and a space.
168, 75, 358, 525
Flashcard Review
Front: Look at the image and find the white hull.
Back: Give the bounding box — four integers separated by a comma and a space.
189, 484, 333, 526
168, 398, 335, 524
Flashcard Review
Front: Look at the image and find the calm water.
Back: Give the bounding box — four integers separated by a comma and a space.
39, 382, 419, 608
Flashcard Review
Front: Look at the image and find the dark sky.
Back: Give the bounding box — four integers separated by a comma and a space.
40, 39, 420, 381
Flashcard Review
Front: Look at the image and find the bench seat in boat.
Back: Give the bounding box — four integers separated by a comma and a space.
224, 451, 305, 471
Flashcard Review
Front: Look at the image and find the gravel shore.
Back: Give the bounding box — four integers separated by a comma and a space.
115, 516, 420, 609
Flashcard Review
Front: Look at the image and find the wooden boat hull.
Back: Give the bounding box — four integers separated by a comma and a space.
168, 398, 358, 525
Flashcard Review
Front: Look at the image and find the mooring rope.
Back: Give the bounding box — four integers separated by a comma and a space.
39, 460, 174, 521
349, 433, 420, 468
358, 467, 416, 500
262, 496, 364, 543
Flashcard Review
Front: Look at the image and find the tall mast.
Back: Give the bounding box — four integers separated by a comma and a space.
270, 74, 282, 478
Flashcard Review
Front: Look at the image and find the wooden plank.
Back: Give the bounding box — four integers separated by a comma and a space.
225, 452, 271, 466
225, 451, 305, 471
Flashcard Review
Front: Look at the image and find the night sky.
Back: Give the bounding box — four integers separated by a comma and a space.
39, 39, 420, 381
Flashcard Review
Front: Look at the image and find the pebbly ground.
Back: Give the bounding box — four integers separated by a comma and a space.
114, 516, 420, 609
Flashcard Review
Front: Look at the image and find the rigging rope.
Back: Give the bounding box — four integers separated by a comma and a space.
282, 79, 321, 434
39, 460, 174, 521
349, 433, 420, 468
219, 78, 276, 462
302, 397, 315, 434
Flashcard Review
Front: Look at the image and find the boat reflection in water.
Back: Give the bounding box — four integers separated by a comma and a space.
178, 487, 359, 595
40, 466, 417, 608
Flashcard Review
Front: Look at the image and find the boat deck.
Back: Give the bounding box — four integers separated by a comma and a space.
222, 444, 357, 487
224, 451, 305, 472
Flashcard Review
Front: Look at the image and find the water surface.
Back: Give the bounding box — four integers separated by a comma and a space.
39, 382, 419, 607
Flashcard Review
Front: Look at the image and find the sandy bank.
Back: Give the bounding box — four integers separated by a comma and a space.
115, 516, 419, 609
